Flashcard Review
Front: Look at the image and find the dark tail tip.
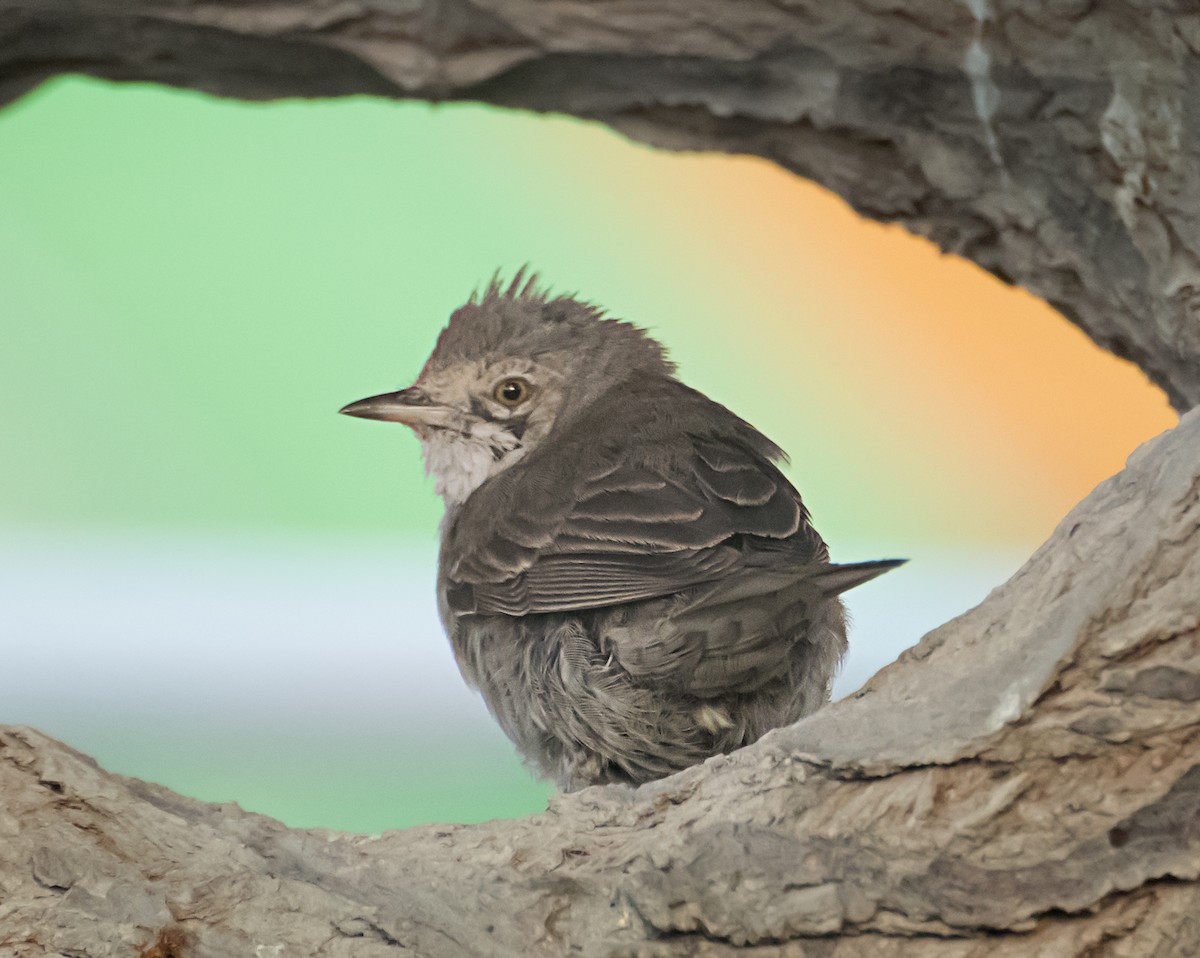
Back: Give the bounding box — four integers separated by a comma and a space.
816, 558, 907, 596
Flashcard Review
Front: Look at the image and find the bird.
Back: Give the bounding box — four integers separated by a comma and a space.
340, 271, 902, 790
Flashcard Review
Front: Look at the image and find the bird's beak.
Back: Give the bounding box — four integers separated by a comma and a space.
338, 387, 455, 429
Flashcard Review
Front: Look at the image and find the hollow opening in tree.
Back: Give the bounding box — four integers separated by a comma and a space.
0, 2, 1196, 951
0, 75, 1174, 834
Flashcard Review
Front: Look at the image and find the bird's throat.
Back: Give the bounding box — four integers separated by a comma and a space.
420, 426, 524, 509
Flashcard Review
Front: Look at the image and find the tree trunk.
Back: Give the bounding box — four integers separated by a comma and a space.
1, 3, 1197, 955
2, 0, 1198, 411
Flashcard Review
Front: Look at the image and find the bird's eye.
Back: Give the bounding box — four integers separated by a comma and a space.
493, 377, 530, 407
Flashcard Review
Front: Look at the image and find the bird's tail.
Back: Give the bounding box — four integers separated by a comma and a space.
673, 557, 905, 617
809, 558, 906, 596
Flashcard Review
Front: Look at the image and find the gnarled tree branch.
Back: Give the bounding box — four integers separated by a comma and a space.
1, 2, 1197, 955
3, 408, 1197, 955
2, 0, 1198, 409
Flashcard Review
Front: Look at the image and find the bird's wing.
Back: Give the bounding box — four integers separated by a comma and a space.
443, 435, 824, 616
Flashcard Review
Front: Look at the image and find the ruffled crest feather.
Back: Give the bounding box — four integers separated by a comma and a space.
428, 270, 676, 379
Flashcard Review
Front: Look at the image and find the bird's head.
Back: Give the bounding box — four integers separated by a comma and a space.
340, 272, 674, 508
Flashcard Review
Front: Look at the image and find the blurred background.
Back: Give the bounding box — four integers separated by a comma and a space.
0, 76, 1175, 833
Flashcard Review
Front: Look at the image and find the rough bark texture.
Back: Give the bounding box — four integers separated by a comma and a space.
2, 2, 1199, 956
1, 1, 1199, 410
2, 408, 1198, 956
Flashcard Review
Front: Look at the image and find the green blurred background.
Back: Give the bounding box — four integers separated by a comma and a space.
0, 76, 1173, 833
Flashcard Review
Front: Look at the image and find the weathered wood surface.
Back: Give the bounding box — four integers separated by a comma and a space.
2, 408, 1196, 956
2, 2, 1198, 955
1, 0, 1198, 409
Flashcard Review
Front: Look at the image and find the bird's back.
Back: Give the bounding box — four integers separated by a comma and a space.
439, 376, 859, 788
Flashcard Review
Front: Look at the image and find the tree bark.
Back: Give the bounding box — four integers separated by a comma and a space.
2, 2, 1198, 955
2, 408, 1198, 955
1, 0, 1198, 410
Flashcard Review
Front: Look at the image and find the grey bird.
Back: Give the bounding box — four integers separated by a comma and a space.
341, 273, 902, 790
